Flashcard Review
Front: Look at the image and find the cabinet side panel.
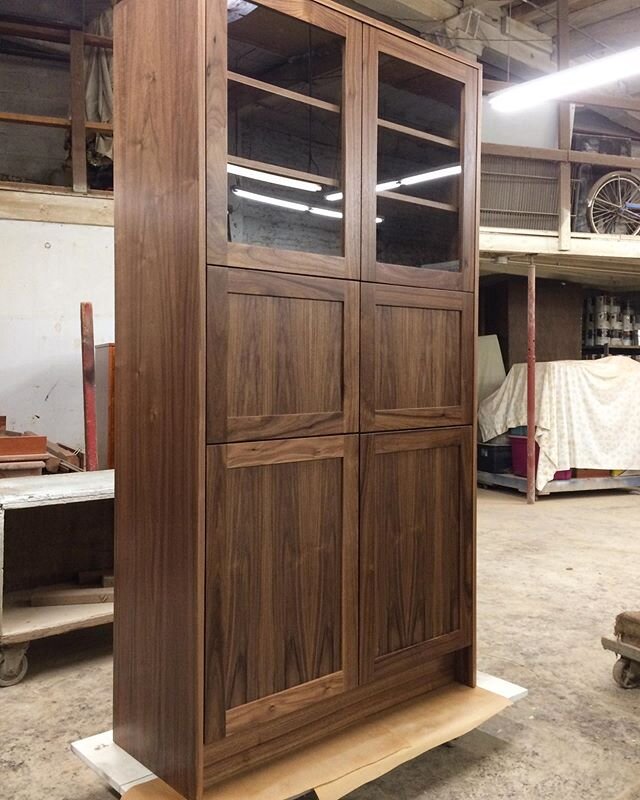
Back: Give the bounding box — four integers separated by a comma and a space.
113, 1, 205, 798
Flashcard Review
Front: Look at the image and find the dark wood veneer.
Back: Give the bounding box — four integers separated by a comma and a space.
361, 284, 474, 431
113, 1, 205, 798
114, 0, 479, 796
207, 268, 359, 442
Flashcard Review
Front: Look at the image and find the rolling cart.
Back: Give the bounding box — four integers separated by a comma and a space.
602, 611, 640, 689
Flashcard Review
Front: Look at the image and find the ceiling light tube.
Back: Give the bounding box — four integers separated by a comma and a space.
325, 191, 344, 202
489, 46, 640, 113
227, 163, 322, 192
232, 187, 309, 211
376, 179, 401, 193
309, 207, 343, 219
400, 164, 462, 186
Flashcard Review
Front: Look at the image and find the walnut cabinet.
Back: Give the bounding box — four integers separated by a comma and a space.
113, 1, 480, 798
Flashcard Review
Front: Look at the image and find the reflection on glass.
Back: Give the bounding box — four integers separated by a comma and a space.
228, 176, 344, 256
228, 3, 343, 105
378, 54, 461, 140
376, 54, 462, 270
226, 4, 345, 255
228, 85, 342, 181
376, 196, 459, 270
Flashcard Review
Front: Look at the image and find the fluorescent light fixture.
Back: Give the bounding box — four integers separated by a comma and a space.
232, 187, 384, 223
310, 207, 343, 219
376, 179, 401, 193
232, 187, 309, 211
325, 190, 344, 202
227, 163, 322, 192
400, 164, 461, 186
490, 45, 640, 113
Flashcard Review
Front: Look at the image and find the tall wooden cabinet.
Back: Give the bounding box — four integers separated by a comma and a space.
113, 1, 480, 798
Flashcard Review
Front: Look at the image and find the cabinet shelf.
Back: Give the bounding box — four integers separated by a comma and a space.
377, 189, 457, 213
228, 71, 341, 114
377, 117, 458, 150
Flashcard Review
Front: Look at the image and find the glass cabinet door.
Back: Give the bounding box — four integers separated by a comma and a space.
207, 0, 361, 280
361, 29, 479, 291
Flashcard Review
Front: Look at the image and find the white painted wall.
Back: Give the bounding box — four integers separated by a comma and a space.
0, 219, 114, 449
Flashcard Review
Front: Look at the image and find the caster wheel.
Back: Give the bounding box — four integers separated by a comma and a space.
0, 652, 28, 687
613, 657, 640, 689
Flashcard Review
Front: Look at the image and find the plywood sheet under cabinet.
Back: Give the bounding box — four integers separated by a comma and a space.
123, 683, 509, 800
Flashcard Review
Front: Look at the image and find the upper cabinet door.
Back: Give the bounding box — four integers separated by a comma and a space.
207, 0, 362, 280
361, 28, 479, 292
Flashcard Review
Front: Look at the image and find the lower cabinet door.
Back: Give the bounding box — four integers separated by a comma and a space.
204, 435, 359, 743
359, 427, 474, 683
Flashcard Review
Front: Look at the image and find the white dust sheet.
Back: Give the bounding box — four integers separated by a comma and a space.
478, 356, 640, 490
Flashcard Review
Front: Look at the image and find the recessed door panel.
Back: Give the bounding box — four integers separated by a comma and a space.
360, 428, 473, 683
207, 267, 359, 441
205, 435, 358, 742
361, 283, 473, 431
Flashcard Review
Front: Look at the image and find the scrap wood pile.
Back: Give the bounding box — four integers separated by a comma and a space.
0, 416, 84, 479
30, 570, 114, 608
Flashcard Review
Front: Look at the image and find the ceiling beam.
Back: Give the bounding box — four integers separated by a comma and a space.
538, 0, 640, 35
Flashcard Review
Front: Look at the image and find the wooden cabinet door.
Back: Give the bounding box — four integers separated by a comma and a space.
207, 0, 362, 280
207, 267, 358, 442
205, 435, 358, 743
359, 428, 473, 684
361, 27, 479, 291
361, 283, 473, 431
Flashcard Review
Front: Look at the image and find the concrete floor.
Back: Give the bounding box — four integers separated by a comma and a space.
3, 488, 640, 799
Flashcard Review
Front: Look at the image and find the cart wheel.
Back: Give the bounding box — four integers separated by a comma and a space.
612, 657, 640, 689
0, 650, 28, 687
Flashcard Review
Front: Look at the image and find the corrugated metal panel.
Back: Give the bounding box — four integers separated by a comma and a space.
481, 155, 559, 231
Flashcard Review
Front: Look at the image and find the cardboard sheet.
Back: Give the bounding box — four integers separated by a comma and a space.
124, 683, 510, 800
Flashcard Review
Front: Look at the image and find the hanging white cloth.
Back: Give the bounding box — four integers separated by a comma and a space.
85, 7, 113, 161
478, 356, 640, 490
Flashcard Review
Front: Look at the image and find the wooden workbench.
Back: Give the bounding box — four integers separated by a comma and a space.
0, 470, 114, 685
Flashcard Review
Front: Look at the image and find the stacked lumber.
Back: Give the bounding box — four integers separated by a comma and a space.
0, 418, 85, 478
30, 570, 114, 607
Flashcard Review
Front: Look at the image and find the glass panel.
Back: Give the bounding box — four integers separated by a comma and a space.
228, 175, 343, 257
228, 85, 341, 180
376, 53, 462, 270
227, 2, 345, 256
376, 197, 459, 271
228, 2, 343, 105
378, 54, 461, 141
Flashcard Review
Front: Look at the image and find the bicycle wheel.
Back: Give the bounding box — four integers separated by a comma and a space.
587, 171, 640, 235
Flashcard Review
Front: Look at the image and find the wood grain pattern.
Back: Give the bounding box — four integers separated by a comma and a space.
361, 283, 473, 431
207, 268, 358, 442
456, 66, 481, 687
203, 653, 455, 786
205, 436, 358, 743
113, 1, 205, 798
225, 672, 344, 735
115, 1, 478, 794
359, 428, 473, 684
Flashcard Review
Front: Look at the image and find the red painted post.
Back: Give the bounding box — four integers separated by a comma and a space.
81, 302, 99, 471
527, 259, 536, 504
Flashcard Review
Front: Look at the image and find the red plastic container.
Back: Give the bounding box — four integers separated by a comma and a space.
509, 435, 571, 481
